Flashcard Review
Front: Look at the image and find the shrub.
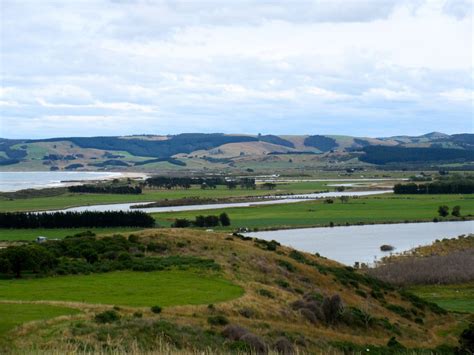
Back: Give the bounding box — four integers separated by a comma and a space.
173, 218, 191, 228
146, 243, 168, 252
257, 289, 275, 299
151, 305, 162, 314
438, 205, 449, 217
240, 333, 267, 354
452, 205, 461, 217
133, 312, 143, 318
222, 324, 248, 340
219, 212, 231, 226
322, 294, 344, 324
128, 234, 140, 243
207, 315, 229, 326
458, 322, 474, 353
94, 310, 120, 323
238, 307, 255, 318
300, 308, 318, 324
278, 260, 296, 272
275, 279, 290, 288
274, 337, 295, 355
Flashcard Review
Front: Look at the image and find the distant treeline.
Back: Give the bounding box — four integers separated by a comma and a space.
360, 146, 474, 165
0, 211, 155, 229
394, 179, 474, 194
68, 185, 142, 194
173, 213, 231, 228
134, 157, 186, 166
146, 176, 256, 189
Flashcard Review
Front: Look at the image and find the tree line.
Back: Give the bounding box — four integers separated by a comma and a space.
173, 213, 231, 228
145, 176, 256, 190
394, 180, 474, 194
0, 211, 155, 229
68, 185, 142, 194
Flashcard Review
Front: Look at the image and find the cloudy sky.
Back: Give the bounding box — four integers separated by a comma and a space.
1, 0, 472, 138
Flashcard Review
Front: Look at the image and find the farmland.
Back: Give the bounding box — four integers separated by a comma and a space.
0, 180, 342, 212
153, 194, 474, 230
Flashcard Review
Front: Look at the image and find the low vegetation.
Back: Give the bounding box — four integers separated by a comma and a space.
368, 235, 474, 286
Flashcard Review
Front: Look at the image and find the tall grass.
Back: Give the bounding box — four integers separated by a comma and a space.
368, 249, 474, 285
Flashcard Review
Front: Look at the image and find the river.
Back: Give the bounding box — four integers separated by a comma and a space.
44, 190, 392, 213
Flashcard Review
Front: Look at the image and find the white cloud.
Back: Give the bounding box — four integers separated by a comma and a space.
439, 88, 474, 102
0, 0, 472, 137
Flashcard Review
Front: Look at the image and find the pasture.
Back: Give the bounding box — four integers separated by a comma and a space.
153, 194, 474, 230
0, 271, 244, 307
0, 180, 380, 212
0, 303, 79, 336
409, 283, 474, 313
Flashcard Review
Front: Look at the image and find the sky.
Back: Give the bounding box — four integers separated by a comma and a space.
0, 0, 473, 139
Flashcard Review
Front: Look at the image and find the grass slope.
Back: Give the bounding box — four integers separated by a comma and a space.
0, 303, 79, 336
0, 271, 243, 307
153, 194, 474, 230
409, 283, 474, 313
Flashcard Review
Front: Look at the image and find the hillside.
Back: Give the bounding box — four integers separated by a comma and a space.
0, 132, 472, 172
1, 228, 469, 354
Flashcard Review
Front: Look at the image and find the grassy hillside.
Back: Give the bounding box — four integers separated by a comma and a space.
1, 133, 472, 172
1, 228, 470, 353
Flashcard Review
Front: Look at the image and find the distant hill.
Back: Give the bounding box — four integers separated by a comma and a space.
0, 133, 472, 172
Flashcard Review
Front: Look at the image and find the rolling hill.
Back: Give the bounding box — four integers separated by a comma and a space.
0, 132, 472, 172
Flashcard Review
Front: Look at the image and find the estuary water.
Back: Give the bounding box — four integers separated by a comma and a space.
246, 220, 474, 266
0, 171, 140, 192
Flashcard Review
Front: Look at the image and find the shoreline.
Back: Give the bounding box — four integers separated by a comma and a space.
0, 171, 149, 193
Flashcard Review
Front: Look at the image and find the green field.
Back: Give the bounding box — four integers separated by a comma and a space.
152, 194, 474, 230
0, 227, 144, 241
0, 303, 79, 336
0, 271, 244, 307
409, 283, 474, 313
0, 182, 339, 212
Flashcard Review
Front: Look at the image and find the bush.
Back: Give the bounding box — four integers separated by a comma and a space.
222, 324, 249, 340
207, 315, 229, 326
173, 218, 191, 228
257, 289, 275, 299
458, 322, 474, 353
274, 337, 295, 355
452, 205, 461, 217
151, 305, 162, 314
240, 333, 267, 354
275, 279, 290, 288
300, 308, 318, 324
438, 205, 449, 217
94, 310, 120, 323
322, 294, 344, 325
278, 260, 296, 272
219, 212, 231, 226
238, 307, 255, 318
